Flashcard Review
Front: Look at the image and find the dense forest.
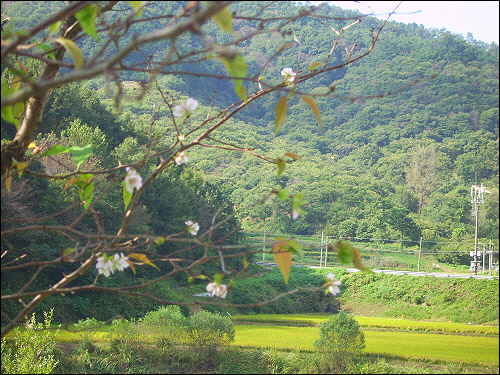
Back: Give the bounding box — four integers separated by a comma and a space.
1, 1, 498, 323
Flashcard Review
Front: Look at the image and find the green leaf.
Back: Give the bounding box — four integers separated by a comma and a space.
123, 181, 133, 210
49, 21, 61, 36
220, 55, 247, 101
284, 239, 304, 260
43, 144, 70, 157
12, 101, 25, 118
75, 4, 100, 41
274, 96, 288, 134
277, 157, 286, 178
301, 96, 323, 131
128, 1, 146, 18
308, 62, 322, 71
69, 144, 93, 169
39, 43, 56, 61
333, 240, 354, 265
214, 273, 224, 285
154, 236, 165, 246
54, 37, 84, 68
1, 105, 19, 129
212, 5, 233, 33
61, 247, 76, 257
276, 188, 289, 201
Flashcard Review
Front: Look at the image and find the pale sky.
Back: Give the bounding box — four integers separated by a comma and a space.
325, 1, 499, 45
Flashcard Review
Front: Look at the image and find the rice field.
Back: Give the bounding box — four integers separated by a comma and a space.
232, 324, 500, 364
230, 313, 500, 335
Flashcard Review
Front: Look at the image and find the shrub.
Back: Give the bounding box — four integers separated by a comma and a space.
314, 311, 365, 372
187, 310, 235, 369
1, 308, 59, 374
139, 305, 187, 328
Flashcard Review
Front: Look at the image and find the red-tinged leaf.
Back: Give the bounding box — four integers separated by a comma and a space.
64, 177, 79, 191
128, 253, 160, 271
277, 42, 294, 53
272, 242, 292, 284
126, 259, 136, 275
284, 152, 301, 160
302, 96, 323, 131
274, 96, 288, 134
352, 246, 372, 273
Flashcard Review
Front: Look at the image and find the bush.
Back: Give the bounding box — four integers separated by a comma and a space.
1, 308, 60, 374
314, 311, 365, 372
139, 305, 187, 328
187, 310, 235, 369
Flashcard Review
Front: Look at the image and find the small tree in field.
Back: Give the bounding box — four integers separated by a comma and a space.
314, 311, 365, 372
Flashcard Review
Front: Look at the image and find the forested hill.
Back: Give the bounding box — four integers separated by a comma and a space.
2, 1, 499, 256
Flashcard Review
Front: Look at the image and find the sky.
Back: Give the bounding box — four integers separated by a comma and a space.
324, 1, 499, 45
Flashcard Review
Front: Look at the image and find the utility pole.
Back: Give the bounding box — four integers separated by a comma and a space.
471, 176, 485, 275
319, 232, 324, 268
324, 236, 328, 267
418, 237, 423, 272
262, 230, 266, 261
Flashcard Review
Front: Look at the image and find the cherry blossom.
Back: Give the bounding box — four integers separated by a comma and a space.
124, 167, 143, 193
326, 272, 342, 296
96, 253, 130, 277
173, 98, 199, 117
185, 220, 200, 235
281, 67, 297, 84
175, 151, 189, 165
206, 282, 228, 298
96, 254, 115, 277
113, 253, 130, 272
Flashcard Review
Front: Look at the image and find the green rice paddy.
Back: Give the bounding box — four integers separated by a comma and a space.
230, 314, 499, 335
232, 324, 499, 364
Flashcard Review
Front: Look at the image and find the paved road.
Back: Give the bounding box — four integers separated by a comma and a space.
254, 262, 499, 280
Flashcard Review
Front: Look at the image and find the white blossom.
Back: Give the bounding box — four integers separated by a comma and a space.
185, 220, 200, 235
96, 255, 115, 277
328, 280, 342, 296
326, 273, 342, 296
124, 167, 143, 193
113, 253, 130, 272
173, 98, 199, 117
175, 151, 189, 165
281, 68, 297, 84
292, 208, 300, 220
206, 282, 228, 298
